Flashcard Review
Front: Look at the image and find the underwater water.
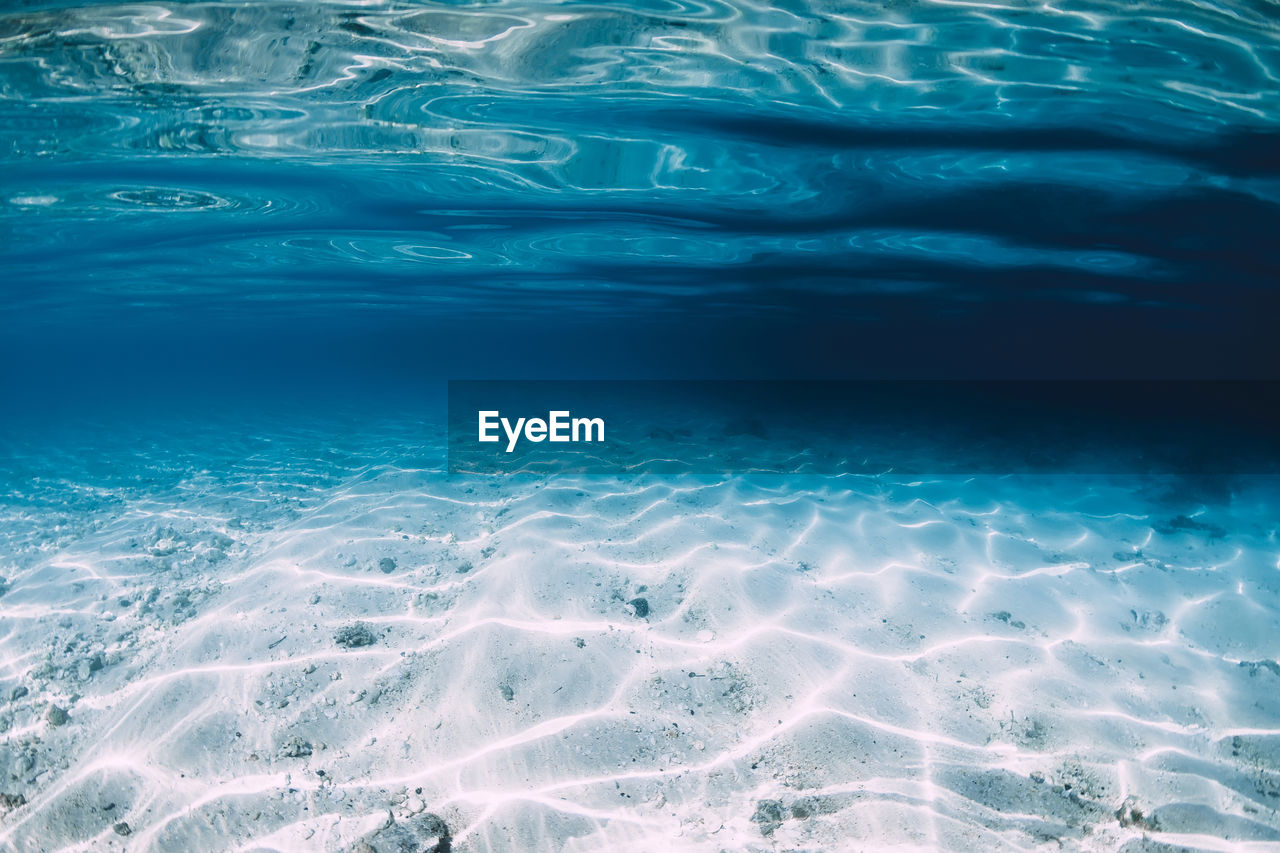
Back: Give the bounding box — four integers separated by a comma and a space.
2, 0, 1280, 850
2, 0, 1280, 380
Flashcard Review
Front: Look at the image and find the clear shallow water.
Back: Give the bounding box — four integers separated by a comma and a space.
1, 420, 1279, 850
3, 2, 1280, 851
2, 0, 1280, 379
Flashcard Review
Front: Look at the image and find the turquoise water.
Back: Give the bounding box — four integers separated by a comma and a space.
3, 0, 1280, 382
2, 2, 1280, 851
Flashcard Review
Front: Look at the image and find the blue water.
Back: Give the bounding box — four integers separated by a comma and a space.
2, 0, 1279, 393
3, 5, 1280, 850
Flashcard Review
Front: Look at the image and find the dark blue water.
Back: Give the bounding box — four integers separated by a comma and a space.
2, 0, 1279, 399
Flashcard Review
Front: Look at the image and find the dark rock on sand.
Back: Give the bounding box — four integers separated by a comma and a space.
335, 623, 377, 648
46, 704, 69, 726
357, 812, 452, 853
1128, 609, 1168, 632
0, 792, 26, 811
627, 597, 650, 619
753, 798, 786, 836
499, 684, 515, 702
113, 822, 132, 836
379, 558, 397, 574
789, 794, 841, 819
1239, 659, 1280, 678
279, 736, 313, 758
1116, 799, 1157, 830
418, 813, 452, 851
10, 686, 27, 702
991, 611, 1026, 630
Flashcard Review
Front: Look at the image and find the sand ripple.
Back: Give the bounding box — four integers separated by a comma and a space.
1, 421, 1278, 850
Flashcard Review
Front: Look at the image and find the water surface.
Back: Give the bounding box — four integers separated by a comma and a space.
3, 0, 1279, 381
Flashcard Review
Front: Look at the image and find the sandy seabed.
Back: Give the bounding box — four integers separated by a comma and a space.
1, 419, 1279, 852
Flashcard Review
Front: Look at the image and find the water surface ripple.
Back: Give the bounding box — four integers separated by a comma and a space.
1, 0, 1278, 331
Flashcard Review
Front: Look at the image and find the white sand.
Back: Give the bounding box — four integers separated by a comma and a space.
2, 423, 1279, 851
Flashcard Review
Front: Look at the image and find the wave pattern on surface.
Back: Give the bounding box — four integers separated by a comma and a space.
1, 0, 1279, 323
